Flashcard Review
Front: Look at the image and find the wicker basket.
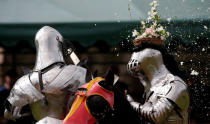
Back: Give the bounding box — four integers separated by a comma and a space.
133, 37, 164, 47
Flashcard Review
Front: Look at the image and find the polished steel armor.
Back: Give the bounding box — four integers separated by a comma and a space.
127, 48, 189, 124
5, 26, 87, 124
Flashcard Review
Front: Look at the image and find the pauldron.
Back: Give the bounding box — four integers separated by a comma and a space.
7, 75, 44, 107
150, 75, 189, 111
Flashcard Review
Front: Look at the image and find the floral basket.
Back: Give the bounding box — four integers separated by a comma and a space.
132, 0, 169, 47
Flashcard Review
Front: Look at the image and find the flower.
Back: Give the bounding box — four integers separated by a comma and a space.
145, 28, 157, 37
150, 0, 158, 6
147, 17, 152, 21
160, 36, 166, 40
132, 30, 139, 37
131, 0, 169, 43
156, 26, 164, 32
141, 21, 145, 25
152, 12, 158, 16
153, 22, 157, 26
153, 1, 158, 5
151, 7, 155, 11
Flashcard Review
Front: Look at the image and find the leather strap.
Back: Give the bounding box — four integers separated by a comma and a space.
38, 62, 65, 107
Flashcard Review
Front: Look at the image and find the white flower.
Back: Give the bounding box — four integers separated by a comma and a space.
142, 32, 147, 37
132, 30, 139, 37
153, 1, 158, 5
151, 7, 156, 11
153, 4, 158, 8
191, 70, 199, 76
141, 21, 145, 25
156, 26, 164, 32
148, 10, 157, 18
153, 22, 157, 26
147, 17, 152, 21
160, 36, 165, 40
152, 12, 158, 16
202, 48, 205, 51
150, 0, 158, 6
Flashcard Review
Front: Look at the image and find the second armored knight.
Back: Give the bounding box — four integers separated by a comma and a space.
127, 43, 189, 124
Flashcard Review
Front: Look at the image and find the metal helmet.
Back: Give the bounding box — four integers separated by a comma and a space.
34, 26, 65, 71
127, 48, 163, 77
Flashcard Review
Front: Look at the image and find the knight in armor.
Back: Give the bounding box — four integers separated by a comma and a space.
126, 42, 189, 124
4, 26, 87, 124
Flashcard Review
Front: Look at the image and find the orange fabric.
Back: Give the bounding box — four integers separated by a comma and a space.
62, 77, 114, 124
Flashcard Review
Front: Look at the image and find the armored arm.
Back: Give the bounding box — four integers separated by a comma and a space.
4, 100, 31, 121
4, 100, 21, 120
140, 97, 174, 123
126, 94, 141, 113
4, 75, 43, 120
127, 79, 189, 124
127, 94, 174, 124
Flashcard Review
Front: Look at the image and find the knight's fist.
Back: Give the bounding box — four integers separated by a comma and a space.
4, 107, 22, 121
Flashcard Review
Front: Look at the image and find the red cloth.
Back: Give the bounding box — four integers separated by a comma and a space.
62, 77, 114, 124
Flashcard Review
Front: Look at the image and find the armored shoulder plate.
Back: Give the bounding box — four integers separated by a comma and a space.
154, 76, 189, 111
42, 64, 87, 93
164, 76, 189, 110
7, 74, 44, 107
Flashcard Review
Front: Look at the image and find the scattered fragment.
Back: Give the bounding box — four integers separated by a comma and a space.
191, 70, 199, 76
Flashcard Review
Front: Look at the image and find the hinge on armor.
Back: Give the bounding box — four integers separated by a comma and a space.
38, 70, 48, 107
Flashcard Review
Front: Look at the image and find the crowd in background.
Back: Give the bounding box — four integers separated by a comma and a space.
0, 46, 18, 124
